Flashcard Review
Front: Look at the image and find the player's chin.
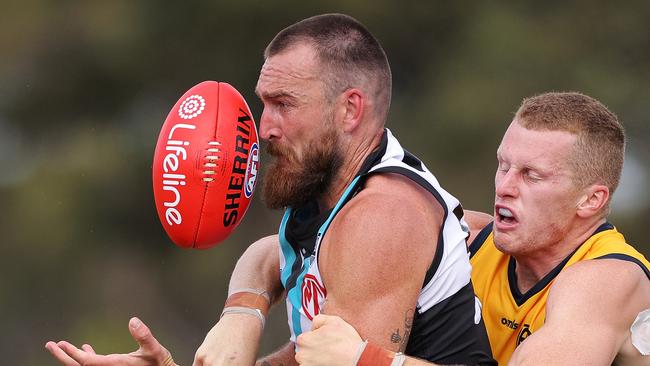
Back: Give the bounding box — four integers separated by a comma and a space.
492, 231, 518, 254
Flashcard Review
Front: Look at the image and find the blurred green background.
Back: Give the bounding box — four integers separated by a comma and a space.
2, 1, 649, 365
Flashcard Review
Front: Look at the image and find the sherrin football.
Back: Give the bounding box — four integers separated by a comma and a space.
152, 81, 260, 249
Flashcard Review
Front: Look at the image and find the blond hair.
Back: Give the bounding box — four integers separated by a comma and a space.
515, 92, 625, 199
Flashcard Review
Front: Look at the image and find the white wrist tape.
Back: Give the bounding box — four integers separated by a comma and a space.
390, 353, 406, 366
220, 306, 265, 329
631, 308, 650, 356
353, 340, 369, 366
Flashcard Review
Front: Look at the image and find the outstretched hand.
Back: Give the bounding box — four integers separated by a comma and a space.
45, 317, 177, 366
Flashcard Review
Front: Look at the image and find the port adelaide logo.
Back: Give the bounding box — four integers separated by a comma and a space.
302, 274, 327, 320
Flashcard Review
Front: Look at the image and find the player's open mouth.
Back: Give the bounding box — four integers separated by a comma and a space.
496, 206, 517, 226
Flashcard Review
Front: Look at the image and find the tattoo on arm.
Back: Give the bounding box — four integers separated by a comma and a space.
391, 328, 403, 344
390, 309, 415, 352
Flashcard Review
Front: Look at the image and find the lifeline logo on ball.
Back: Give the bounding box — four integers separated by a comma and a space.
160, 121, 197, 226
244, 143, 259, 198
178, 95, 206, 120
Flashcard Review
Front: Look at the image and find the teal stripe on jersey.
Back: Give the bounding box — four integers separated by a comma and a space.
279, 209, 294, 287
316, 176, 361, 240
279, 209, 305, 336
287, 256, 312, 335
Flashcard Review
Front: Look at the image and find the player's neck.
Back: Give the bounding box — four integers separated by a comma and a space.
319, 129, 383, 211
513, 218, 607, 293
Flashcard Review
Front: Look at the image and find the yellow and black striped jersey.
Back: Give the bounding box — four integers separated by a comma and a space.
469, 222, 650, 365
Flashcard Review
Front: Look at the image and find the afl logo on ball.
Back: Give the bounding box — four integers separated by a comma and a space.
302, 274, 327, 320
178, 95, 206, 120
244, 143, 259, 198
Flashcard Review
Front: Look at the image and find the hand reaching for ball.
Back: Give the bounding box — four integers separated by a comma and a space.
45, 317, 177, 366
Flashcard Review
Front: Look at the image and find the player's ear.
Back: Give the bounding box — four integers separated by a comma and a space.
576, 184, 609, 218
338, 88, 365, 133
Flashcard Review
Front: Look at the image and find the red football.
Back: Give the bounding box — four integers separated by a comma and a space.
152, 81, 260, 249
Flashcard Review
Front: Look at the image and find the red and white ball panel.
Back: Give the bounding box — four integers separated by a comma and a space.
152, 81, 260, 249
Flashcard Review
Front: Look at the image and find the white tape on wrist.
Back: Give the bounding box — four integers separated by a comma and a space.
630, 308, 650, 356
390, 353, 406, 366
220, 306, 266, 329
353, 340, 369, 365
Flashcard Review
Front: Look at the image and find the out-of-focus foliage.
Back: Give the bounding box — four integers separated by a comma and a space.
1, 1, 648, 364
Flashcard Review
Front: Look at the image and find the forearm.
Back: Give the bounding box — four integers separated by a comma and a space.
194, 313, 264, 365
256, 342, 298, 366
194, 236, 283, 366
229, 235, 284, 303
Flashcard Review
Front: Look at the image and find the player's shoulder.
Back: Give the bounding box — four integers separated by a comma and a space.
326, 172, 443, 250
321, 173, 441, 279
351, 172, 443, 216
555, 258, 648, 291
549, 258, 650, 317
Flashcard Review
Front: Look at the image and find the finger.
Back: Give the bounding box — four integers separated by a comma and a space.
311, 313, 338, 330
45, 341, 81, 366
192, 351, 206, 366
128, 317, 164, 353
296, 328, 320, 349
296, 332, 307, 347
294, 348, 304, 365
57, 341, 90, 363
81, 344, 96, 354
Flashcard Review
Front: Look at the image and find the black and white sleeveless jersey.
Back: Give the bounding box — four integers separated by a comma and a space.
278, 129, 495, 365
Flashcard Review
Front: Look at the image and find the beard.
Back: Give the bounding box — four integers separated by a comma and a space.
262, 126, 343, 210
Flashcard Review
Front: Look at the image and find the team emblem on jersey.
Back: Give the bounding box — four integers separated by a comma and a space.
516, 324, 532, 346
302, 274, 327, 320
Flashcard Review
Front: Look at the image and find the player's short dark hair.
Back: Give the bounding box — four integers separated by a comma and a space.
265, 13, 392, 123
